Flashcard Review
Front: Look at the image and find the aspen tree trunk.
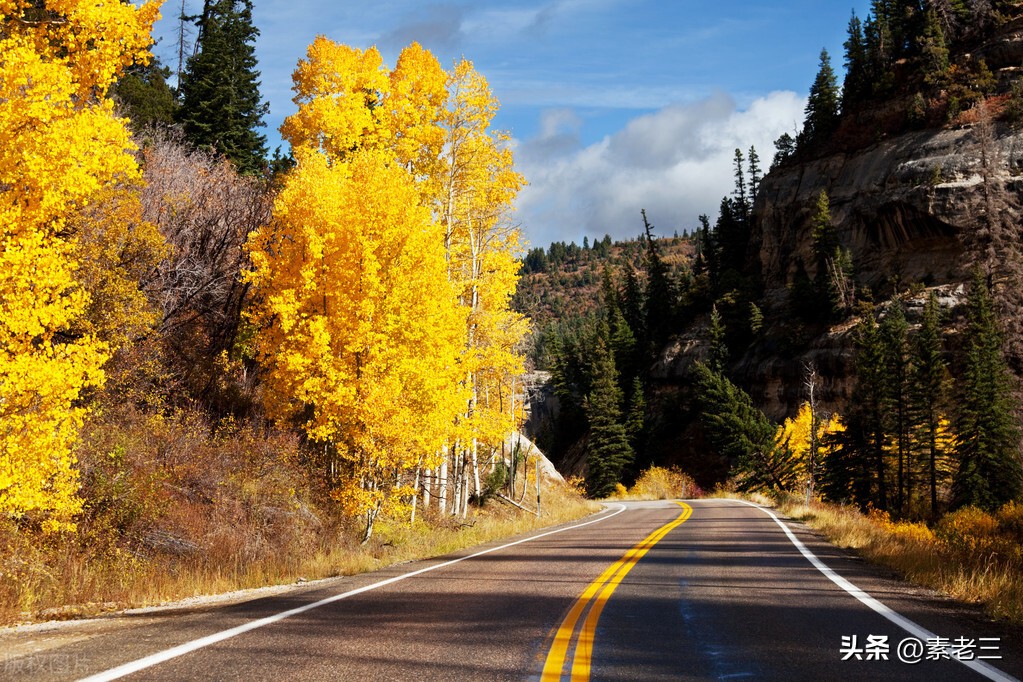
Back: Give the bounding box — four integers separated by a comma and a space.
411, 465, 421, 523
471, 437, 480, 501
422, 467, 433, 511
362, 478, 380, 544
439, 447, 449, 515
509, 380, 516, 497
461, 458, 471, 518
460, 451, 468, 516
362, 506, 378, 544
451, 443, 462, 516
804, 363, 820, 502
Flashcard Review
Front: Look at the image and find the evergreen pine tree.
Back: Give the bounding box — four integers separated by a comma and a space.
732, 148, 749, 227
920, 8, 950, 87
749, 302, 764, 336
843, 11, 869, 108
715, 197, 748, 276
603, 266, 638, 388
600, 264, 620, 313
823, 416, 873, 507
112, 55, 178, 132
708, 305, 728, 374
811, 191, 839, 312
929, 0, 970, 40
641, 210, 676, 349
843, 308, 890, 510
625, 376, 647, 454
747, 146, 762, 204
968, 102, 1023, 371
865, 8, 896, 96
585, 338, 634, 498
870, 0, 913, 58
621, 265, 646, 349
176, 0, 268, 174
912, 291, 951, 518
952, 272, 1023, 511
694, 213, 719, 286
693, 363, 794, 491
799, 49, 841, 150
523, 247, 548, 274
881, 300, 912, 515
895, 0, 926, 57
772, 132, 796, 168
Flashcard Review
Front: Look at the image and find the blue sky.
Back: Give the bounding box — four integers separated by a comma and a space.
151, 0, 871, 247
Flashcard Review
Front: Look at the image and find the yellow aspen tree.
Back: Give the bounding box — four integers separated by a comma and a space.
246, 40, 466, 541
384, 42, 448, 196
278, 38, 390, 159
774, 402, 845, 495
379, 47, 452, 518
438, 59, 527, 515
0, 0, 161, 531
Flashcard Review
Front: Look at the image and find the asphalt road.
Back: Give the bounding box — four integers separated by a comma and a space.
2, 499, 1021, 681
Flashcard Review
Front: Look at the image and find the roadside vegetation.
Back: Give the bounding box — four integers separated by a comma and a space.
610, 466, 703, 501
0, 0, 592, 629
0, 434, 593, 626
769, 494, 1023, 625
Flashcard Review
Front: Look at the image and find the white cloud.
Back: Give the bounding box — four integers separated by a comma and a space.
515, 90, 805, 246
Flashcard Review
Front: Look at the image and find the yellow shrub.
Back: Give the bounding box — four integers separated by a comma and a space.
865, 508, 935, 543
627, 467, 701, 500
564, 476, 587, 496
937, 507, 1001, 554
866, 507, 893, 527
996, 501, 1023, 542
890, 521, 936, 543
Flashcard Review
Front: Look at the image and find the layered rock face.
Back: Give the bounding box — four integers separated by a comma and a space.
753, 124, 1023, 309
731, 122, 1022, 419
755, 11, 1023, 308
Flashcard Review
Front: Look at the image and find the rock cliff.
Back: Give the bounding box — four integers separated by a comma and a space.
747, 118, 1023, 418
755, 125, 1023, 305
651, 119, 1023, 422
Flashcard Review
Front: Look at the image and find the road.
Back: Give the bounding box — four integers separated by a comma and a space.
2, 499, 1021, 681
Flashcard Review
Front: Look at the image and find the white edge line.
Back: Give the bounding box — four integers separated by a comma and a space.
76, 504, 628, 682
732, 499, 1019, 682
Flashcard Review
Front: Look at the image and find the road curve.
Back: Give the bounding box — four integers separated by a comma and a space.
1, 499, 1020, 681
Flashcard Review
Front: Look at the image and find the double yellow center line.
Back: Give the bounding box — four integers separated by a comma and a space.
541, 502, 693, 681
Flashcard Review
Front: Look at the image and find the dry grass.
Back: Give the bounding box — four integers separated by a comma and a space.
767, 495, 1023, 624
369, 483, 598, 563
0, 403, 597, 627
0, 484, 595, 626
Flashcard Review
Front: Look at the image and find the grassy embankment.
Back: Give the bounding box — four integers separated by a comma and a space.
0, 402, 596, 627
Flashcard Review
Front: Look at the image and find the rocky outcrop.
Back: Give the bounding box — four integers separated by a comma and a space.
731, 115, 1023, 419
975, 16, 1023, 77
753, 123, 1023, 308
521, 370, 559, 440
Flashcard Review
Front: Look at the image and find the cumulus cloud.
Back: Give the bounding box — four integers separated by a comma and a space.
518, 108, 583, 165
515, 91, 805, 246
